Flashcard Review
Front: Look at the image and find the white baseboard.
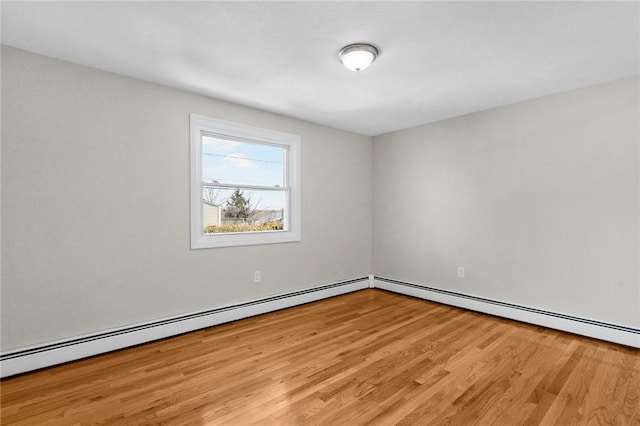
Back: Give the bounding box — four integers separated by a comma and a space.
374, 277, 640, 349
0, 277, 369, 378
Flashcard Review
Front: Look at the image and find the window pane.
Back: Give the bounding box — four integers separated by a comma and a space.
203, 187, 286, 234
202, 136, 285, 187
191, 114, 300, 248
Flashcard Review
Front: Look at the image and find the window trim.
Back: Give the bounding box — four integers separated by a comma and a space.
190, 114, 301, 249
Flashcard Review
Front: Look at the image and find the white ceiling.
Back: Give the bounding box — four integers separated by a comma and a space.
2, 1, 638, 136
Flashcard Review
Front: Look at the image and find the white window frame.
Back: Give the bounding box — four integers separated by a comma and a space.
190, 114, 301, 249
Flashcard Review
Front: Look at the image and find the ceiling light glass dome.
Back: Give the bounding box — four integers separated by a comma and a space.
338, 43, 379, 72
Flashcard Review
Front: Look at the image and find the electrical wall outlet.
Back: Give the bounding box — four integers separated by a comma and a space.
253, 270, 261, 283
457, 267, 465, 278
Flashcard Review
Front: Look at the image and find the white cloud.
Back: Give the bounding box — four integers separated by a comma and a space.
226, 153, 257, 169
202, 136, 240, 152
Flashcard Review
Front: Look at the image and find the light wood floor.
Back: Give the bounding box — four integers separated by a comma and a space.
1, 289, 638, 425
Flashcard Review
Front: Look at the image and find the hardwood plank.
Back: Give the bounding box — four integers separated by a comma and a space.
1, 289, 638, 425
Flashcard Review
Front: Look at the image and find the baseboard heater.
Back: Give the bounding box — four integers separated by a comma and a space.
374, 276, 640, 349
3, 275, 638, 378
0, 277, 370, 378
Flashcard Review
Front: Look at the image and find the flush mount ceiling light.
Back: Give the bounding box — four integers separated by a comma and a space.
338, 43, 379, 72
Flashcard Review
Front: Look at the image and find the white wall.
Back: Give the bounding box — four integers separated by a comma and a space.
2, 45, 638, 355
373, 76, 640, 328
1, 46, 372, 351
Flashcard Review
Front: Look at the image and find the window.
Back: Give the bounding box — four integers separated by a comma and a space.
190, 114, 301, 249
